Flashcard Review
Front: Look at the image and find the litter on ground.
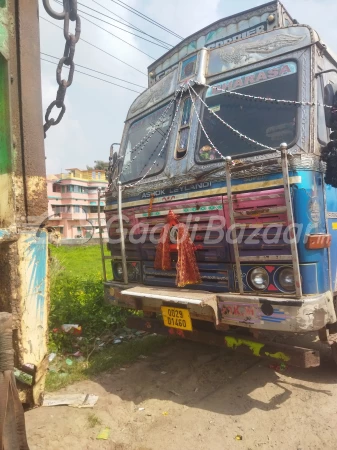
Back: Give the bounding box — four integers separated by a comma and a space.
43, 394, 99, 408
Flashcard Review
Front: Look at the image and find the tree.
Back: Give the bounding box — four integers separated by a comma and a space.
93, 160, 108, 170
86, 160, 108, 171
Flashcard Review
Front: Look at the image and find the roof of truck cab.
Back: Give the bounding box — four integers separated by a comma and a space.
148, 1, 292, 71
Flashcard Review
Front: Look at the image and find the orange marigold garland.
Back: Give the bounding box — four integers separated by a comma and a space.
154, 211, 201, 287
147, 193, 155, 217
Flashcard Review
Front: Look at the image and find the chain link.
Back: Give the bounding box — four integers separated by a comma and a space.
193, 79, 334, 109
42, 0, 81, 138
124, 89, 184, 188
117, 93, 180, 180
188, 82, 278, 154
187, 84, 224, 160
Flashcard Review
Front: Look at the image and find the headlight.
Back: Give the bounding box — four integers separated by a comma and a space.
113, 262, 124, 280
248, 267, 269, 291
277, 267, 295, 292
127, 262, 139, 281
113, 262, 140, 282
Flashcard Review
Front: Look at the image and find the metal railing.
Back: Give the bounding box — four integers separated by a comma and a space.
225, 143, 302, 298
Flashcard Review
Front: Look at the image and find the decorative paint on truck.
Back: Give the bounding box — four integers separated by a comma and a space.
101, 1, 337, 367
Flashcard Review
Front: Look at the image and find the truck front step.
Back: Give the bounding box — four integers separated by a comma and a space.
127, 316, 320, 369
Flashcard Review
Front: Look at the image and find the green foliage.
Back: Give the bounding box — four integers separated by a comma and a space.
86, 160, 108, 170
46, 335, 168, 391
49, 273, 128, 352
94, 160, 108, 170
49, 244, 110, 278
49, 245, 121, 352
87, 414, 102, 428
47, 244, 168, 392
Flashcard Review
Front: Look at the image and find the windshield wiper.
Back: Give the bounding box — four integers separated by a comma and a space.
195, 164, 226, 181
195, 151, 280, 181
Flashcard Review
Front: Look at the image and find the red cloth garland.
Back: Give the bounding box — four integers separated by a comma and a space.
154, 224, 171, 271
154, 212, 201, 287
176, 223, 201, 287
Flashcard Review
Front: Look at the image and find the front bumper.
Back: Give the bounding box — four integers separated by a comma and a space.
104, 282, 336, 333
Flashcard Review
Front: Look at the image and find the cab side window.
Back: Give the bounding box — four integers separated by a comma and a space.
317, 76, 329, 145
175, 97, 192, 160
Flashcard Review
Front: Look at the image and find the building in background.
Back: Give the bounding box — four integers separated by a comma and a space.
47, 168, 108, 239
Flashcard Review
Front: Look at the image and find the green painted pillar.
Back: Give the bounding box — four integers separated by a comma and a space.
0, 55, 11, 175
0, 1, 12, 226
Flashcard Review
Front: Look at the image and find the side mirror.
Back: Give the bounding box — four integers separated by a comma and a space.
108, 145, 120, 184
324, 83, 337, 128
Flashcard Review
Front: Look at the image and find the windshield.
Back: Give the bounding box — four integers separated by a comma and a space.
120, 103, 174, 183
197, 61, 298, 162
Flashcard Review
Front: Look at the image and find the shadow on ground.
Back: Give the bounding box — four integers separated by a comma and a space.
26, 338, 337, 450
95, 338, 336, 415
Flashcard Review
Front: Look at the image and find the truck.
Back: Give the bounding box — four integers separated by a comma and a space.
101, 0, 337, 368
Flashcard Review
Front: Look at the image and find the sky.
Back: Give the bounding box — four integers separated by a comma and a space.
39, 0, 337, 174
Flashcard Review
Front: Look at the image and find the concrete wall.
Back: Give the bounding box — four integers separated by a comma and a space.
60, 237, 108, 246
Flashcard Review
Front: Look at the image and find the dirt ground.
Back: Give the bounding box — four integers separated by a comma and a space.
26, 339, 337, 450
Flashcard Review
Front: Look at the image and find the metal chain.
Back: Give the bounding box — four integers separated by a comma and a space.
192, 79, 334, 109
187, 84, 225, 160
118, 92, 179, 180
108, 89, 182, 188
124, 89, 184, 188
188, 82, 278, 154
42, 0, 81, 138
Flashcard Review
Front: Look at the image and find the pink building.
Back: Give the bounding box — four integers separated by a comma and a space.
47, 168, 108, 239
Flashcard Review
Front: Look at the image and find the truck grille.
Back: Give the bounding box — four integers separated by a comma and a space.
105, 187, 292, 292
223, 188, 291, 259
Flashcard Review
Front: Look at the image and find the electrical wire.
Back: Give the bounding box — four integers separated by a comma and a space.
110, 0, 183, 40
41, 52, 147, 88
111, 0, 183, 40
92, 0, 146, 33
78, 9, 171, 50
81, 16, 156, 59
41, 58, 142, 93
40, 16, 148, 76
80, 1, 173, 48
53, 0, 170, 50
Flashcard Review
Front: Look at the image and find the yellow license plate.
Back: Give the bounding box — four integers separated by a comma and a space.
161, 306, 193, 331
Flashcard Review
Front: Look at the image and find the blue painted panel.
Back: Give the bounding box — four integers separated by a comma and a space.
292, 171, 329, 293
326, 184, 337, 212
106, 172, 298, 206
237, 263, 319, 295
326, 184, 337, 291
25, 231, 48, 320
142, 261, 233, 292
0, 229, 10, 238
300, 264, 320, 295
